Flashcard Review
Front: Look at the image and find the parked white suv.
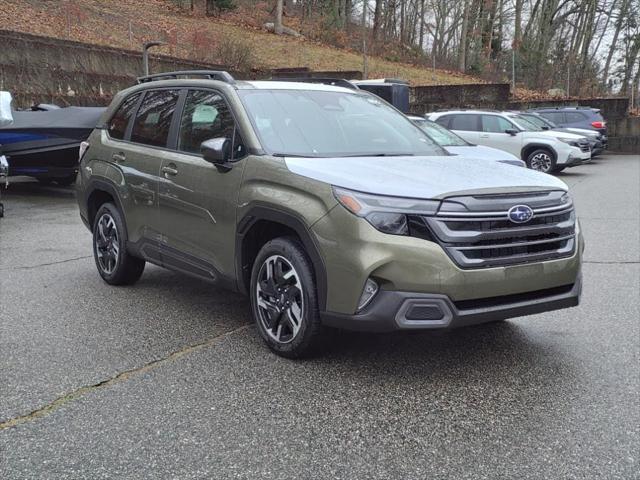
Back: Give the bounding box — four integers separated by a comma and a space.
427, 110, 591, 173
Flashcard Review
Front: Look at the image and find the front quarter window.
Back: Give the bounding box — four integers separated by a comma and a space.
238, 89, 445, 157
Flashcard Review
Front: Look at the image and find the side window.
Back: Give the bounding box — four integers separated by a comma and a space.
540, 111, 564, 124
481, 115, 514, 133
449, 114, 479, 131
566, 112, 587, 123
178, 90, 244, 158
130, 89, 180, 147
434, 115, 451, 128
107, 93, 140, 140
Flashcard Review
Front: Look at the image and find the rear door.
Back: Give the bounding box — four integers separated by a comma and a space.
118, 88, 181, 261
478, 114, 523, 157
102, 89, 178, 260
157, 89, 247, 283
446, 114, 481, 144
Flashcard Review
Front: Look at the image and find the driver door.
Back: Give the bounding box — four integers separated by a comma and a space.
478, 114, 522, 157
158, 89, 247, 283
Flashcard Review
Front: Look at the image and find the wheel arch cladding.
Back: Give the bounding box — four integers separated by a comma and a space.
236, 206, 328, 311
86, 180, 126, 232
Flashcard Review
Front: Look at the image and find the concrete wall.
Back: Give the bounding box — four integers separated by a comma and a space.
607, 117, 640, 153
410, 83, 511, 114
0, 30, 229, 108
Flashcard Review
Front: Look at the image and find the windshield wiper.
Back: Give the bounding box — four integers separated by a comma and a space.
271, 153, 319, 158
341, 153, 415, 157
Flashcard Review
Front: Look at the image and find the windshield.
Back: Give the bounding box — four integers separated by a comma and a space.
238, 89, 446, 157
414, 119, 469, 146
522, 114, 556, 129
509, 114, 544, 132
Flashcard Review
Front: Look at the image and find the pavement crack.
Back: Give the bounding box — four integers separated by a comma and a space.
1, 255, 93, 271
0, 324, 251, 431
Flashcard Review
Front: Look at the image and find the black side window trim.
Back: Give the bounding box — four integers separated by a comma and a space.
167, 89, 188, 150
123, 93, 145, 141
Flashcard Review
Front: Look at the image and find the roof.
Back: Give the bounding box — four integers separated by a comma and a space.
239, 80, 359, 94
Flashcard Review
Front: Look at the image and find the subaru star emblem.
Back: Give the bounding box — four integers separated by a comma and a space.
508, 205, 534, 224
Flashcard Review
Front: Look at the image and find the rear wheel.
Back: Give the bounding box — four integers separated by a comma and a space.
250, 237, 323, 358
92, 203, 145, 285
526, 149, 556, 173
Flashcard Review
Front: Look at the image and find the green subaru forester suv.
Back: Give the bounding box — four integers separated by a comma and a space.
76, 71, 583, 357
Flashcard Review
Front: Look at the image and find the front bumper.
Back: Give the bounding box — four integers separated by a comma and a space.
321, 273, 582, 332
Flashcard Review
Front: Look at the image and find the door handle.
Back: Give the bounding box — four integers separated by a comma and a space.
479, 134, 489, 138
112, 152, 126, 163
162, 165, 178, 176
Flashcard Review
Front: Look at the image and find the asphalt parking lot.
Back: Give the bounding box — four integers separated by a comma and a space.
0, 154, 638, 479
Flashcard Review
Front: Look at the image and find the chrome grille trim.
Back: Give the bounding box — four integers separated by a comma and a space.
422, 192, 577, 269
436, 203, 572, 218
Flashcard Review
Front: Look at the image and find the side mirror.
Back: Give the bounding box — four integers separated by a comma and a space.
541, 126, 550, 130
201, 137, 230, 165
505, 128, 518, 136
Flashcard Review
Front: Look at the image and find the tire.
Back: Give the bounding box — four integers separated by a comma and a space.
250, 237, 323, 358
525, 148, 556, 173
92, 202, 145, 285
56, 173, 77, 186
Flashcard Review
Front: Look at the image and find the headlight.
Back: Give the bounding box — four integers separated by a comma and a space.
558, 137, 580, 147
333, 186, 440, 235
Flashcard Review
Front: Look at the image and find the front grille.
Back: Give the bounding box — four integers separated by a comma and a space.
416, 191, 577, 269
578, 141, 590, 152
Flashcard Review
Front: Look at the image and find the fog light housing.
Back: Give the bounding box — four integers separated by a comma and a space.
357, 278, 379, 311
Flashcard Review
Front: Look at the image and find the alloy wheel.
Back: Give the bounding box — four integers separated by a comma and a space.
530, 152, 552, 172
95, 213, 120, 275
255, 255, 304, 344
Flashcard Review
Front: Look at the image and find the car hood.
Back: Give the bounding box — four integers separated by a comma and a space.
284, 155, 567, 199
558, 127, 599, 137
537, 130, 585, 140
445, 145, 524, 165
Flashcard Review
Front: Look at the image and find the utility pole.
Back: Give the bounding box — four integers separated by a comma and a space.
362, 0, 368, 79
142, 41, 166, 76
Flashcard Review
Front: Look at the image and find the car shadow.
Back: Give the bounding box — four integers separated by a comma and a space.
3, 177, 75, 199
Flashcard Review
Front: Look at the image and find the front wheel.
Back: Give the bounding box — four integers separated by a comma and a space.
92, 203, 145, 285
250, 237, 323, 358
526, 149, 556, 173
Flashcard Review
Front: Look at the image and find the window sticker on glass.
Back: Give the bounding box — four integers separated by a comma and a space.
193, 105, 218, 124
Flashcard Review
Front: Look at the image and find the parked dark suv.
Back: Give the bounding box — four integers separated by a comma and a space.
528, 107, 607, 135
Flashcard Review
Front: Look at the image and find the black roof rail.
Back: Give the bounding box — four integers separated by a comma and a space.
268, 77, 360, 90
137, 70, 236, 84
353, 78, 409, 85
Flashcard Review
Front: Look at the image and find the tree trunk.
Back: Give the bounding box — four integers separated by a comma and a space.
275, 0, 284, 34
458, 0, 469, 71
372, 0, 382, 40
